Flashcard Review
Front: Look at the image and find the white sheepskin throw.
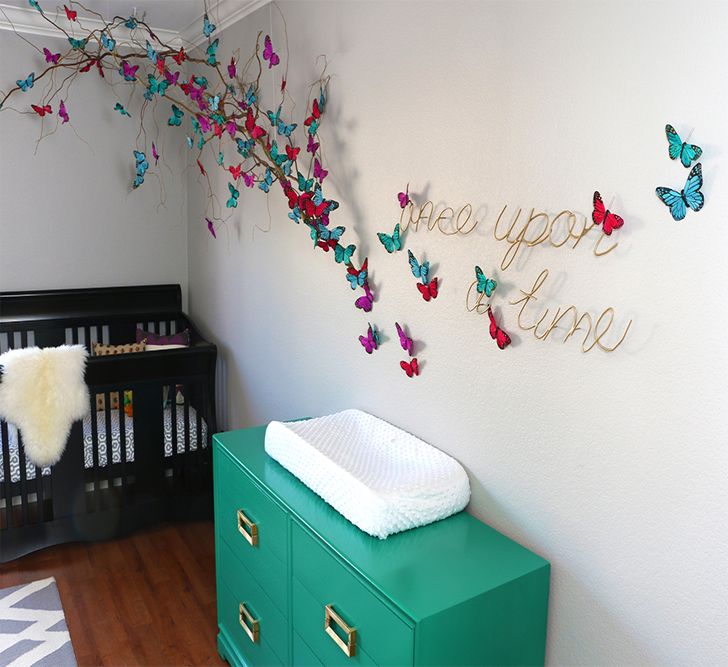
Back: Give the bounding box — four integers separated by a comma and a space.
0, 345, 89, 467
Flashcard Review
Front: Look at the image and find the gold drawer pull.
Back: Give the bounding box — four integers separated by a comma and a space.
324, 604, 356, 657
239, 602, 260, 643
237, 509, 258, 546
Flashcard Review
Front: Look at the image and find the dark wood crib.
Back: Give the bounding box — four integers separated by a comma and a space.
0, 284, 217, 562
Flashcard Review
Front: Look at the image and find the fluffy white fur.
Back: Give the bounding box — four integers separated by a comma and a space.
0, 345, 89, 467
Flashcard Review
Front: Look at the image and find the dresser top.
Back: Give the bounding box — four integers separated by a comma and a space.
215, 425, 549, 622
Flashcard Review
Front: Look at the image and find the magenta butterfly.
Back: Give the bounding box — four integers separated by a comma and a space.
58, 99, 69, 124
355, 282, 374, 312
43, 47, 60, 64
206, 217, 216, 238
592, 191, 624, 236
395, 322, 414, 356
314, 158, 327, 182
398, 184, 411, 209
152, 142, 159, 164
263, 35, 279, 68
227, 57, 237, 79
358, 323, 380, 354
307, 134, 319, 155
242, 171, 255, 188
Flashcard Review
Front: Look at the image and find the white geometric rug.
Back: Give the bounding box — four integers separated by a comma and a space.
0, 577, 77, 667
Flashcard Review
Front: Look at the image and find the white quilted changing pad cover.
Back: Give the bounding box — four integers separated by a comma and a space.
264, 409, 470, 539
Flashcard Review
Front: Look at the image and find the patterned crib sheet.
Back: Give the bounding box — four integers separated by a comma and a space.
0, 407, 208, 483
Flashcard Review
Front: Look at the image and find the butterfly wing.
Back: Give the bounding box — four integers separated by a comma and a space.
602, 212, 624, 235
683, 163, 704, 212
665, 124, 683, 161
378, 232, 395, 253
354, 293, 373, 312
495, 328, 512, 350
429, 277, 438, 299
474, 265, 487, 293
417, 282, 431, 301
592, 191, 607, 226
487, 307, 498, 339
407, 249, 421, 279
656, 187, 686, 221
680, 143, 703, 169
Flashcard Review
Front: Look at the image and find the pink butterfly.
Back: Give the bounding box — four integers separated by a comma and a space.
398, 184, 411, 209
354, 282, 374, 312
43, 47, 60, 64
164, 70, 179, 86
307, 133, 319, 155
226, 121, 237, 138
152, 142, 159, 164
314, 158, 328, 182
263, 35, 280, 68
227, 57, 236, 79
197, 115, 211, 133
242, 171, 255, 188
358, 323, 379, 354
395, 322, 414, 356
58, 99, 69, 124
206, 217, 216, 238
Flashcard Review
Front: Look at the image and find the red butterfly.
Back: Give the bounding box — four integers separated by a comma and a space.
156, 57, 166, 75
487, 306, 511, 350
592, 191, 624, 236
304, 98, 321, 127
417, 278, 438, 302
64, 4, 77, 21
229, 164, 242, 180
95, 59, 104, 77
347, 257, 368, 277
172, 48, 186, 65
317, 239, 338, 252
245, 110, 266, 140
213, 122, 223, 138
299, 192, 327, 218
281, 78, 286, 93
79, 60, 92, 72
400, 358, 419, 377
31, 104, 52, 117
285, 145, 299, 162
196, 159, 206, 176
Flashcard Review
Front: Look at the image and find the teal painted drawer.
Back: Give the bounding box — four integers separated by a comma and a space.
218, 538, 288, 665
291, 521, 413, 666
292, 631, 323, 667
217, 451, 288, 563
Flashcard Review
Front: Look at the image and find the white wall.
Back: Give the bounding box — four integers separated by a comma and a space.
0, 31, 188, 299
187, 1, 728, 663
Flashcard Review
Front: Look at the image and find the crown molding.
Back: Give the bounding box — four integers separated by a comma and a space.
0, 0, 271, 48
178, 0, 271, 48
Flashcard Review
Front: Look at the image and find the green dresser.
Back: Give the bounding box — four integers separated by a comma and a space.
214, 425, 550, 667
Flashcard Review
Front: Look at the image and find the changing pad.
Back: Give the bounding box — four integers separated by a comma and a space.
264, 409, 470, 539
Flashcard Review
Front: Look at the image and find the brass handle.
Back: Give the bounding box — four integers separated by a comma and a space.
324, 604, 356, 657
237, 509, 258, 546
239, 602, 260, 643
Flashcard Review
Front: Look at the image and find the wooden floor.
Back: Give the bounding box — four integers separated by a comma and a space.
3, 521, 226, 666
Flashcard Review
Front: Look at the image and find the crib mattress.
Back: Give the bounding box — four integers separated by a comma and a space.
264, 409, 471, 539
0, 407, 207, 483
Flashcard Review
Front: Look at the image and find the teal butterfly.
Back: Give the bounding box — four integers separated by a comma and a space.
226, 182, 239, 208
217, 151, 224, 166
377, 223, 402, 253
656, 163, 704, 221
208, 94, 220, 111
191, 117, 201, 134
334, 244, 355, 264
311, 223, 344, 246
236, 137, 254, 158
346, 259, 368, 289
288, 205, 301, 223
146, 41, 158, 64
408, 249, 429, 284
147, 75, 168, 96
124, 16, 137, 29
665, 124, 702, 168
197, 134, 205, 149
186, 136, 193, 149
132, 150, 148, 189
101, 32, 116, 51
206, 39, 219, 66
318, 87, 327, 112
244, 85, 256, 107
266, 106, 282, 127
277, 118, 296, 137
193, 75, 208, 88
168, 104, 183, 126
29, 0, 41, 11
68, 37, 87, 50
16, 72, 34, 92
203, 13, 216, 37
269, 141, 287, 166
259, 168, 274, 193
307, 119, 319, 136
297, 173, 314, 192
114, 102, 131, 117
474, 266, 497, 297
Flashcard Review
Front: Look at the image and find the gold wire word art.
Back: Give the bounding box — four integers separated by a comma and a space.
506, 269, 632, 353
399, 201, 479, 236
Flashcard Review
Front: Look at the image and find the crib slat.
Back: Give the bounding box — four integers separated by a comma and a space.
35, 462, 45, 522
119, 388, 127, 503
183, 384, 190, 483
1, 420, 14, 528
104, 390, 114, 506
19, 330, 28, 348
17, 431, 31, 525
90, 392, 100, 510
170, 384, 180, 484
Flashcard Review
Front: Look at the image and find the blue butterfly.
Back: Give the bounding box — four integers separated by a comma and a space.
335, 244, 355, 264
297, 173, 314, 192
168, 104, 183, 126
277, 119, 297, 137
319, 87, 327, 112
132, 150, 148, 189
203, 13, 216, 37
146, 40, 158, 64
208, 94, 220, 111
29, 0, 41, 11
197, 134, 205, 149
311, 223, 344, 247
101, 33, 116, 51
656, 163, 704, 221
68, 37, 87, 50
325, 199, 340, 214
259, 168, 273, 193
244, 85, 256, 107
16, 72, 34, 92
408, 249, 429, 284
226, 182, 239, 208
206, 39, 219, 66
236, 137, 254, 158
288, 206, 301, 224
124, 16, 137, 29
474, 266, 497, 297
377, 223, 402, 253
346, 261, 368, 290
665, 124, 702, 168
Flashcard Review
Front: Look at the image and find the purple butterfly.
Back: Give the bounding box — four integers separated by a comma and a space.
225, 121, 237, 138
119, 60, 139, 81
263, 34, 279, 68
314, 158, 328, 182
189, 85, 205, 106
355, 282, 374, 312
227, 57, 236, 79
164, 70, 179, 86
43, 47, 60, 64
206, 217, 216, 238
152, 141, 159, 164
197, 115, 211, 133
395, 322, 414, 356
358, 323, 380, 354
242, 171, 255, 188
58, 99, 69, 124
307, 133, 319, 154
398, 184, 411, 209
